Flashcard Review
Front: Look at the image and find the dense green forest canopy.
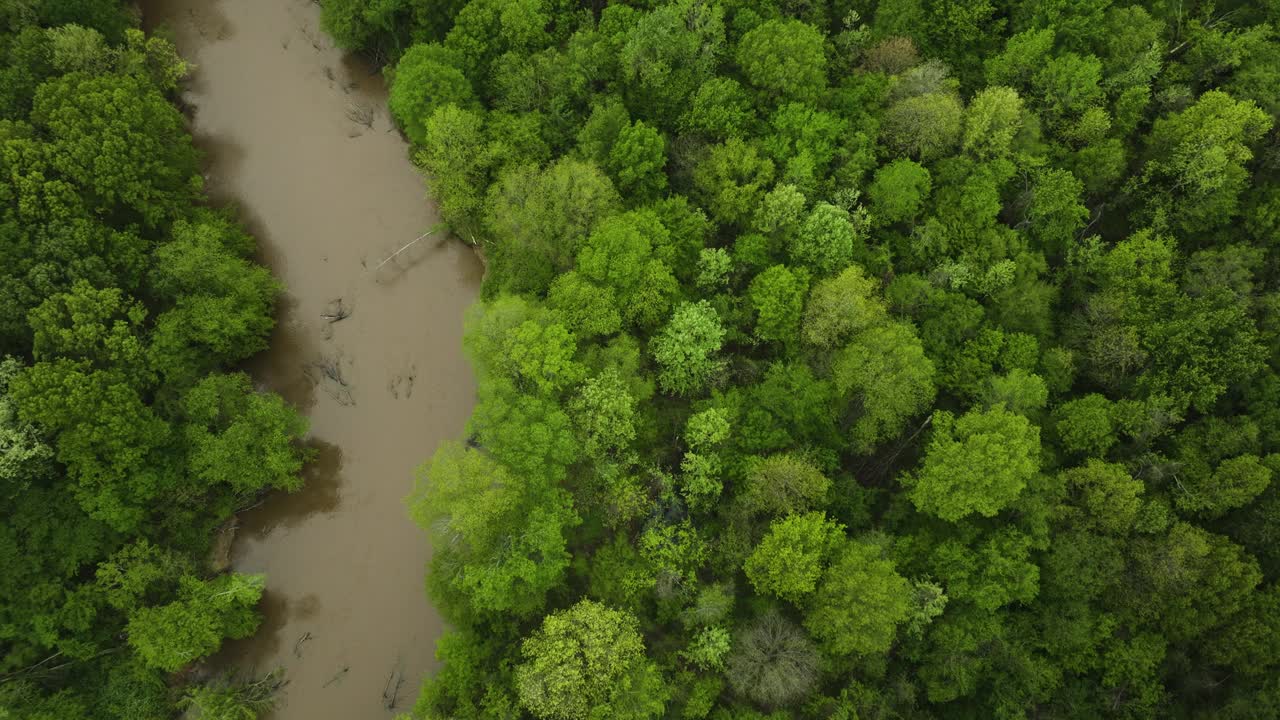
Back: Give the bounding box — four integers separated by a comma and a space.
0, 2, 308, 717
320, 0, 1280, 718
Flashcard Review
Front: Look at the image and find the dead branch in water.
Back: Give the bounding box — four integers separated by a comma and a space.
293, 632, 313, 659
372, 230, 436, 272
346, 103, 374, 128
382, 663, 405, 709
322, 665, 350, 688
312, 355, 348, 387
321, 298, 352, 323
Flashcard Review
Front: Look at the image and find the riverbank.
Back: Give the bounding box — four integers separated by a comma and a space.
139, 0, 482, 716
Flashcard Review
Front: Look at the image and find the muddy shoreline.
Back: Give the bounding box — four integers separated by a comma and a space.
139, 1, 481, 717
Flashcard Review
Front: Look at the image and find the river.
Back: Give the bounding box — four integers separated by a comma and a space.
138, 1, 482, 717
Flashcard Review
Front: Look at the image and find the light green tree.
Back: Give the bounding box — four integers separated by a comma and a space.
904, 406, 1040, 521
804, 539, 912, 655
515, 600, 668, 720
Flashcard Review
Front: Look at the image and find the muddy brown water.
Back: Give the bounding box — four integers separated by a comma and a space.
138, 1, 482, 716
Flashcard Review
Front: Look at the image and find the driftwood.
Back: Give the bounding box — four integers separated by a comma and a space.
372, 230, 436, 272
321, 298, 352, 323
293, 631, 313, 659
322, 665, 350, 688
346, 103, 374, 128
312, 355, 347, 387
308, 353, 355, 407
382, 664, 405, 709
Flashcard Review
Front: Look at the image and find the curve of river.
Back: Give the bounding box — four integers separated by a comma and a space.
139, 1, 481, 717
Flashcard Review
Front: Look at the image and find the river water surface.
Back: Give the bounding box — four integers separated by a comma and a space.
139, 1, 481, 716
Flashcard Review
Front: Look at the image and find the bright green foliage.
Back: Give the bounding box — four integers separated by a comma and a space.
962, 86, 1023, 160
181, 373, 309, 496
802, 265, 887, 349
417, 104, 489, 230
982, 369, 1048, 415
577, 213, 678, 330
569, 368, 636, 460
1177, 454, 1272, 518
681, 77, 753, 139
747, 265, 807, 345
1052, 393, 1115, 457
651, 301, 725, 397
1062, 459, 1143, 534
683, 625, 731, 671
834, 320, 937, 453
547, 272, 621, 339
619, 0, 725, 124
868, 159, 931, 225
485, 158, 621, 294
692, 138, 775, 226
31, 71, 199, 225
1140, 90, 1271, 232
804, 539, 912, 656
148, 219, 280, 383
515, 600, 668, 720
332, 1, 1280, 717
410, 442, 577, 619
790, 203, 859, 276
14, 358, 173, 531
127, 573, 264, 672
388, 43, 474, 144
681, 407, 730, 509
607, 121, 667, 202
881, 92, 964, 162
905, 407, 1040, 521
930, 528, 1039, 610
739, 453, 829, 517
735, 19, 827, 104
743, 511, 843, 603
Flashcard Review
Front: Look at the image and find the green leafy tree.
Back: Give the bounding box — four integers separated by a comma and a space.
387, 43, 475, 144
127, 573, 264, 672
31, 72, 199, 225
1176, 454, 1272, 518
692, 138, 775, 226
747, 265, 808, 346
619, 0, 725, 123
735, 19, 827, 104
485, 159, 621, 294
802, 265, 887, 349
417, 104, 490, 230
880, 92, 964, 162
868, 159, 932, 225
1062, 459, 1143, 534
651, 301, 725, 397
904, 406, 1040, 521
790, 203, 860, 276
515, 600, 668, 720
607, 121, 667, 203
833, 321, 937, 453
743, 511, 844, 603
181, 373, 309, 496
739, 453, 830, 517
804, 538, 912, 656
410, 442, 577, 619
1140, 90, 1271, 232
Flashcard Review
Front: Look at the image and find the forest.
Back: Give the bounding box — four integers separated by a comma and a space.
5, 0, 1280, 719
0, 1, 311, 717
319, 0, 1280, 718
